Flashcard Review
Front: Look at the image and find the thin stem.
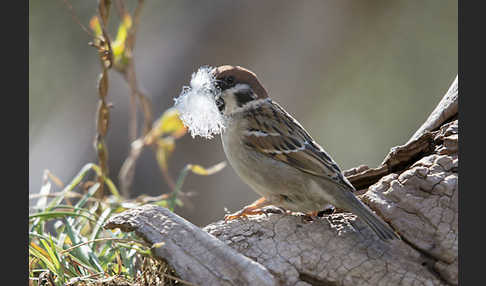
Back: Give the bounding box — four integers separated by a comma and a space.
60, 237, 148, 254
61, 0, 95, 37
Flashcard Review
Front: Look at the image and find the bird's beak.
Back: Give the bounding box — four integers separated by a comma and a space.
214, 79, 224, 91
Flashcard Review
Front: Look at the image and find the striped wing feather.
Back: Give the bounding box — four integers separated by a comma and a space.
242, 100, 355, 190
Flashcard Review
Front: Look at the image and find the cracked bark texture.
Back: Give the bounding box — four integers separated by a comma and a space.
104, 205, 278, 286
105, 76, 458, 286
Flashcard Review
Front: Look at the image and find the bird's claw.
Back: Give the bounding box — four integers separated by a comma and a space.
224, 208, 267, 222
224, 211, 246, 222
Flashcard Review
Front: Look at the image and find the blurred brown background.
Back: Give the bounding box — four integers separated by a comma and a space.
29, 1, 457, 226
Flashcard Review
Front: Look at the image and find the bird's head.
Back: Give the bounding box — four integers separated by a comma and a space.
212, 65, 268, 116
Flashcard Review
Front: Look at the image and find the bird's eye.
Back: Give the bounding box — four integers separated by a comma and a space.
215, 75, 235, 91
225, 76, 235, 85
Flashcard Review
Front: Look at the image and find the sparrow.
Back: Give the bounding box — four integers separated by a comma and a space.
212, 65, 399, 240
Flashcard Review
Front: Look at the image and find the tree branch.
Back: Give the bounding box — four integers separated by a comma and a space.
105, 75, 458, 285
105, 205, 278, 286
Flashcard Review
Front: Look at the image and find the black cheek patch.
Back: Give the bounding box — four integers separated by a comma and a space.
235, 90, 256, 107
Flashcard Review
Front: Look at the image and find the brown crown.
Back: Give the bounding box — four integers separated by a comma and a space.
212, 65, 268, 99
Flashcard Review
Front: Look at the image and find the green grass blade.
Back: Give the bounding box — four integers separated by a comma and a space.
29, 211, 97, 223
48, 163, 97, 208
62, 218, 92, 267
90, 164, 121, 198
88, 252, 104, 273
29, 245, 58, 276
39, 238, 61, 271
63, 252, 99, 276
89, 207, 112, 244
74, 183, 101, 209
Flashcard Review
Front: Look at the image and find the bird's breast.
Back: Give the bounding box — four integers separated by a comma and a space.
221, 122, 322, 211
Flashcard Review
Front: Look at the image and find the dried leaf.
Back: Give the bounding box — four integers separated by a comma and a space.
119, 138, 145, 196
95, 137, 109, 176
89, 16, 102, 36
46, 170, 64, 188
96, 102, 110, 136
98, 70, 109, 99
155, 138, 175, 171
187, 161, 226, 176
152, 242, 165, 248
150, 108, 187, 143
30, 241, 50, 261
122, 12, 133, 30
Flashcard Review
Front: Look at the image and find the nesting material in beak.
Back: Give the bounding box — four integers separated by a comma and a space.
173, 66, 226, 139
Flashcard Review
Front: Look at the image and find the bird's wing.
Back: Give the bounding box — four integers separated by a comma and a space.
241, 99, 355, 191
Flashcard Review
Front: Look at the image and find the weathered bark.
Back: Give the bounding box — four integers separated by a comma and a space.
104, 205, 278, 286
105, 76, 458, 286
407, 76, 458, 144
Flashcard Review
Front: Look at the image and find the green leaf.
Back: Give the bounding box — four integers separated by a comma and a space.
29, 245, 57, 275
174, 198, 183, 207
75, 183, 101, 209
112, 13, 133, 67
154, 200, 168, 208
62, 218, 91, 267
48, 163, 98, 208
39, 238, 61, 273
89, 207, 112, 244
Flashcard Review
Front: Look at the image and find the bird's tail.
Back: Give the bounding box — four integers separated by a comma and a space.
336, 189, 400, 240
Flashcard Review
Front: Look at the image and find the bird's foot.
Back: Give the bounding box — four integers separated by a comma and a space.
224, 197, 272, 222
317, 205, 336, 217
332, 207, 345, 214
261, 205, 286, 215
224, 207, 267, 222
300, 211, 319, 223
